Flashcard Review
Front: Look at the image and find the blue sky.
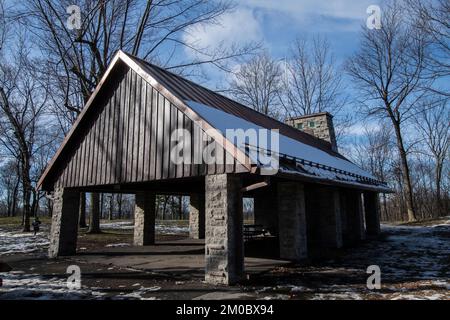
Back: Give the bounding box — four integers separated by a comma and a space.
182, 0, 383, 139
185, 0, 381, 65
177, 0, 410, 157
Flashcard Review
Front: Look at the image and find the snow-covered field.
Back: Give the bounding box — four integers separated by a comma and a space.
0, 271, 161, 300
0, 221, 188, 256
101, 221, 189, 235
258, 219, 450, 300
0, 219, 448, 300
0, 271, 107, 300
0, 229, 49, 256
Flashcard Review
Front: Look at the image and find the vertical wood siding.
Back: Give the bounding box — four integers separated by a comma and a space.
54, 68, 240, 189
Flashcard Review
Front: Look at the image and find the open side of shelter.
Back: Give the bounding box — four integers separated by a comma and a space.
39, 51, 388, 285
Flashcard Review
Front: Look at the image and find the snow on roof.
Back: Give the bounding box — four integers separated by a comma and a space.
185, 100, 380, 183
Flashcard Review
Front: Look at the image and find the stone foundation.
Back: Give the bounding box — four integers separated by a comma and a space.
48, 188, 80, 258
189, 194, 205, 239
277, 182, 307, 261
133, 192, 156, 246
205, 174, 244, 285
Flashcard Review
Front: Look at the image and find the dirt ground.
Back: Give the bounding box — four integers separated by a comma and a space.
0, 217, 449, 300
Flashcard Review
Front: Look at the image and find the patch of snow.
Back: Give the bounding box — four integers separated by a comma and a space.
310, 292, 364, 300
430, 218, 450, 227
100, 221, 188, 235
100, 221, 134, 230
261, 294, 290, 300
291, 286, 312, 293
390, 293, 447, 300
263, 223, 450, 300
0, 273, 106, 300
155, 224, 189, 235
105, 243, 130, 248
0, 228, 49, 256
114, 286, 160, 300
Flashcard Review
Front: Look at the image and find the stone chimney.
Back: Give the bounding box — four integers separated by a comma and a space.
285, 112, 338, 152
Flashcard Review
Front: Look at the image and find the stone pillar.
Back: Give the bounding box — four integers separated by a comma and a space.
344, 190, 365, 243
205, 174, 244, 285
189, 193, 205, 239
315, 187, 343, 249
339, 191, 349, 243
364, 192, 381, 236
277, 182, 307, 261
133, 192, 156, 246
48, 188, 80, 258
254, 187, 278, 235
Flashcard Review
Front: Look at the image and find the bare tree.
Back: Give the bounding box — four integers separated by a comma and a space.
413, 99, 450, 216
353, 122, 395, 220
280, 36, 348, 117
0, 160, 20, 217
407, 0, 450, 91
345, 1, 433, 221
228, 52, 283, 118
19, 0, 258, 230
0, 43, 49, 231
30, 120, 60, 217
22, 0, 257, 113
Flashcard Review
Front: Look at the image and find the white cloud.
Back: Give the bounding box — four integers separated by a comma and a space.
182, 8, 263, 56
243, 0, 379, 21
347, 122, 381, 136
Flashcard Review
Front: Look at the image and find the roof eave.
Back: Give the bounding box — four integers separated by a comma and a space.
274, 170, 393, 193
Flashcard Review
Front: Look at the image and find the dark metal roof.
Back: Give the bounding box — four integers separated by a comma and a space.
131, 56, 347, 161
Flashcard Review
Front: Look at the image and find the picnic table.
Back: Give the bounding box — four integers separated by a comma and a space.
243, 224, 270, 241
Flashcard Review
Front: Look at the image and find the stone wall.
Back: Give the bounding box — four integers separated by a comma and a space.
48, 188, 80, 258
286, 113, 338, 152
189, 193, 205, 239
205, 174, 244, 285
277, 182, 308, 261
133, 192, 156, 246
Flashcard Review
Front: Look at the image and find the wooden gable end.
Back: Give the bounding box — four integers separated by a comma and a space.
48, 66, 245, 191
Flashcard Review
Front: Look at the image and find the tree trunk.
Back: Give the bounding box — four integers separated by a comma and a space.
12, 179, 19, 217
46, 197, 53, 217
99, 193, 104, 219
109, 194, 113, 220
392, 120, 416, 222
162, 196, 168, 220
88, 193, 101, 233
30, 190, 38, 217
382, 193, 388, 220
21, 167, 32, 232
6, 191, 11, 217
435, 160, 443, 217
117, 194, 122, 219
179, 196, 183, 219
79, 192, 87, 228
